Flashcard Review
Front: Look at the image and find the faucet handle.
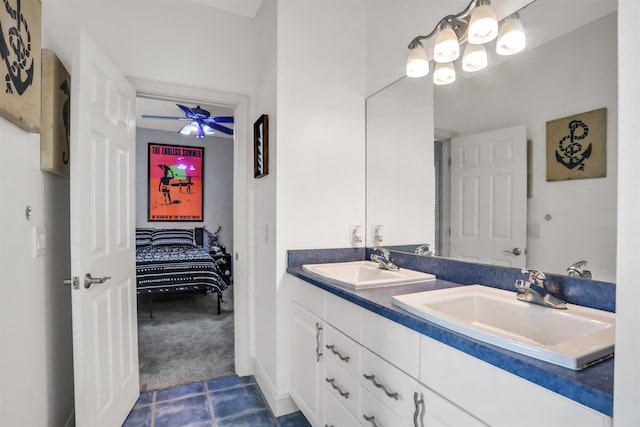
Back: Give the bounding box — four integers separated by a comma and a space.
522, 269, 546, 287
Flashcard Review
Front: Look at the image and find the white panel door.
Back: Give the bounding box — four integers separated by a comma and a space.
450, 126, 526, 268
70, 30, 139, 427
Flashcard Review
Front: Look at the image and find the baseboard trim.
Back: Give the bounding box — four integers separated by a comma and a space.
252, 359, 299, 418
64, 408, 75, 427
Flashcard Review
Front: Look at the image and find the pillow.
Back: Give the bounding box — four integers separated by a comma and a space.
152, 228, 195, 246
135, 228, 154, 246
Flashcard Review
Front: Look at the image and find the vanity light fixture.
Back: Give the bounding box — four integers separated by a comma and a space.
405, 0, 533, 85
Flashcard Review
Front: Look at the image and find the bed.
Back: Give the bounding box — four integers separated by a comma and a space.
135, 228, 229, 317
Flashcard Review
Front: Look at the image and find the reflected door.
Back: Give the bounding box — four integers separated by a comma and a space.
450, 126, 527, 268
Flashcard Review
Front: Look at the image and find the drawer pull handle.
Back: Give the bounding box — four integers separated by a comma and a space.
413, 391, 424, 427
325, 377, 350, 399
363, 414, 379, 427
325, 425, 334, 427
325, 344, 350, 362
363, 374, 399, 401
315, 323, 323, 362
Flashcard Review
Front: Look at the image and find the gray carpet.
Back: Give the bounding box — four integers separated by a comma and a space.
137, 287, 235, 392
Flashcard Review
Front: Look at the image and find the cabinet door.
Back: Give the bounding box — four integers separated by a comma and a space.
324, 388, 359, 427
290, 302, 324, 426
416, 383, 486, 427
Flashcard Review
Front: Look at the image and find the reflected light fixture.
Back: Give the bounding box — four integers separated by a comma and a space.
405, 0, 532, 85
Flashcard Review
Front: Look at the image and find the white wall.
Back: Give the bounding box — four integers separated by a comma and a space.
434, 14, 617, 281
614, 1, 640, 424
271, 0, 367, 415
249, 0, 279, 410
0, 120, 74, 425
135, 128, 234, 251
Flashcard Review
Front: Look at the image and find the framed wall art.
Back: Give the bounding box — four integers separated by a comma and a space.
148, 143, 204, 222
0, 0, 42, 133
546, 107, 607, 181
40, 49, 70, 178
254, 114, 269, 178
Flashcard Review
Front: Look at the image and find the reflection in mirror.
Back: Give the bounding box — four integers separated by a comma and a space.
366, 2, 617, 282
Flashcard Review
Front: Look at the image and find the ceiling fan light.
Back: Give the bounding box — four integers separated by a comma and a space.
433, 62, 456, 85
462, 43, 487, 72
202, 124, 215, 135
496, 14, 526, 56
179, 124, 193, 135
468, 4, 498, 44
433, 25, 459, 63
406, 42, 430, 78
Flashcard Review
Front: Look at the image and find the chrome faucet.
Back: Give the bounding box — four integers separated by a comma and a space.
370, 247, 399, 271
515, 269, 567, 309
566, 260, 592, 279
414, 243, 432, 256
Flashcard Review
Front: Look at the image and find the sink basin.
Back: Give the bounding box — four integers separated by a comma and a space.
301, 260, 436, 290
392, 285, 615, 370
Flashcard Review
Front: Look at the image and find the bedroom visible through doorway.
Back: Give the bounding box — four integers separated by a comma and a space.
134, 96, 236, 392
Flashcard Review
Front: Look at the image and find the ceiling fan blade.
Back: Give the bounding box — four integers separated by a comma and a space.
176, 104, 196, 117
141, 115, 191, 120
209, 116, 234, 123
209, 122, 234, 136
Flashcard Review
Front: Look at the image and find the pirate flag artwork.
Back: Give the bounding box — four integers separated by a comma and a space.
546, 108, 607, 181
0, 0, 41, 133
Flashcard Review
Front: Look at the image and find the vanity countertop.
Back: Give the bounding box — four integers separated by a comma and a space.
287, 265, 614, 417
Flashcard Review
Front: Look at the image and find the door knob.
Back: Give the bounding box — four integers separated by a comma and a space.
84, 273, 111, 289
503, 248, 522, 256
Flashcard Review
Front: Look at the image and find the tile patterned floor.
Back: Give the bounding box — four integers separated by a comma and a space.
123, 376, 311, 427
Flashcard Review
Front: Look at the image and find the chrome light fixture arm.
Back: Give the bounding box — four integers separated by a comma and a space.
407, 0, 477, 49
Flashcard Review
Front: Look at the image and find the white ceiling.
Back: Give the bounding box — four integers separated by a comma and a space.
185, 0, 264, 17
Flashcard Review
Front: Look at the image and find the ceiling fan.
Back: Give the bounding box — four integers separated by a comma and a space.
142, 104, 234, 138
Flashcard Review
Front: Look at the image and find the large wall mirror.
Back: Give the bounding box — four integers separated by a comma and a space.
366, 0, 617, 282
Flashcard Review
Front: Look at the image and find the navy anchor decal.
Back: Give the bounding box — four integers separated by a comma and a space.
0, 0, 34, 95
555, 119, 592, 171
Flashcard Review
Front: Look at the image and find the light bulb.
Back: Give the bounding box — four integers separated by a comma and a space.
433, 62, 456, 85
406, 43, 430, 78
433, 25, 459, 63
496, 15, 526, 55
468, 4, 498, 44
462, 43, 487, 72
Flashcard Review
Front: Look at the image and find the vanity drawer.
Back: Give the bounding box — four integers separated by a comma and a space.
325, 324, 360, 380
325, 291, 363, 342
360, 387, 411, 427
324, 389, 359, 427
291, 277, 325, 319
325, 357, 360, 419
361, 347, 417, 425
361, 309, 420, 378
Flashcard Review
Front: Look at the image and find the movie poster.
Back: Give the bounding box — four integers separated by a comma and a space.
148, 143, 204, 221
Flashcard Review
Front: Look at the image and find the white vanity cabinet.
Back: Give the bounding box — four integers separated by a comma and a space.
289, 278, 611, 427
290, 301, 325, 427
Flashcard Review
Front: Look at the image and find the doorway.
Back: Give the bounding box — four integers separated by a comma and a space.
134, 95, 236, 391
130, 79, 251, 385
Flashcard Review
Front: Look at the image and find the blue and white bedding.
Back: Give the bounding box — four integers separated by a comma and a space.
135, 228, 228, 296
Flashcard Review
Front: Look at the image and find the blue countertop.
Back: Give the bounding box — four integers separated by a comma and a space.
287, 255, 614, 417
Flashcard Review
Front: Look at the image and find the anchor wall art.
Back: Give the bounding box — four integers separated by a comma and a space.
148, 143, 204, 222
40, 49, 70, 178
0, 0, 41, 133
546, 108, 607, 181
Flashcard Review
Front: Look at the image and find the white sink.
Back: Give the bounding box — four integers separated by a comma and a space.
301, 260, 436, 290
392, 285, 615, 370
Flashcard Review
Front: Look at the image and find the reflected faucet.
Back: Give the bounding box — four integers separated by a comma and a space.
515, 269, 567, 309
566, 260, 592, 279
414, 243, 432, 256
370, 247, 399, 271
